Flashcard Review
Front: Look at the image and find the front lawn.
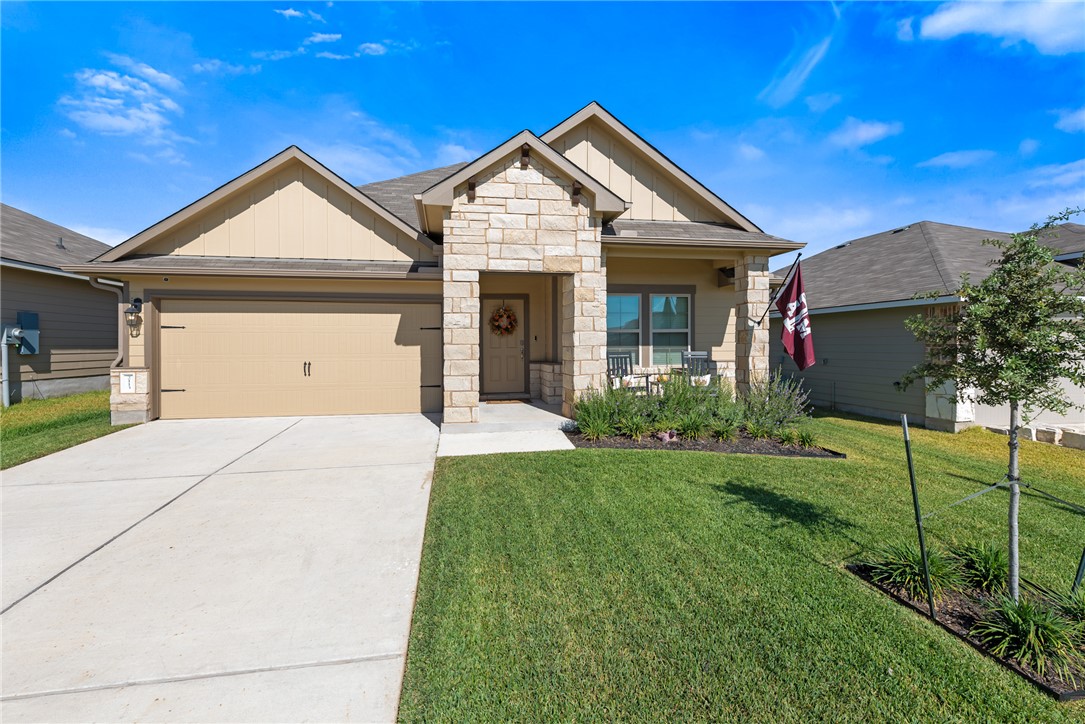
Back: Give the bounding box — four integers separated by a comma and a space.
401, 412, 1085, 721
0, 390, 124, 469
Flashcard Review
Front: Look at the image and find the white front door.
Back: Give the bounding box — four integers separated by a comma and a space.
481, 298, 526, 395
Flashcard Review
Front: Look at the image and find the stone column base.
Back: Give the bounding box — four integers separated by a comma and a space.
110, 367, 151, 425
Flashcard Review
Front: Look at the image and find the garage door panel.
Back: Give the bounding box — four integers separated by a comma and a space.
158, 300, 442, 419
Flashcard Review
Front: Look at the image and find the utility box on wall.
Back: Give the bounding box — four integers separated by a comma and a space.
14, 311, 40, 355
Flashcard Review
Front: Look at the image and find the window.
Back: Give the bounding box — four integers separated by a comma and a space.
650, 294, 690, 366
606, 294, 640, 365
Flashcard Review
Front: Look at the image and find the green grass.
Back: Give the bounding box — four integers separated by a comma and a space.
1, 390, 125, 469
400, 411, 1085, 722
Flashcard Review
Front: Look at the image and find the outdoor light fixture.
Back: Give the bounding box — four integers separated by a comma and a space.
124, 297, 143, 338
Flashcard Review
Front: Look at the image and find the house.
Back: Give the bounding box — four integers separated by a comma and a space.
769, 221, 1085, 432
65, 102, 802, 425
1, 204, 119, 402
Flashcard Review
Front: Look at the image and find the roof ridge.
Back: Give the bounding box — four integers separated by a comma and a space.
916, 221, 956, 293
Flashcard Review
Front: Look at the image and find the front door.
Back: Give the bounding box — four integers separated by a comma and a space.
481, 298, 526, 395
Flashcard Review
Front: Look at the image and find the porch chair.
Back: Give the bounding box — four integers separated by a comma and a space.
607, 353, 647, 394
681, 351, 713, 387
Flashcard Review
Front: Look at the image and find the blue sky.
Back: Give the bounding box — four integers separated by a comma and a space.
2, 1, 1083, 266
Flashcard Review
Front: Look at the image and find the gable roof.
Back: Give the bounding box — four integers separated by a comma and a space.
1035, 222, 1085, 258
783, 221, 1013, 311
1, 203, 111, 270
416, 130, 629, 234
541, 101, 762, 233
357, 162, 468, 232
96, 146, 432, 263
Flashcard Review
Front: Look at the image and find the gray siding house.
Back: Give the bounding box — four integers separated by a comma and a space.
1, 204, 119, 401
770, 221, 1085, 432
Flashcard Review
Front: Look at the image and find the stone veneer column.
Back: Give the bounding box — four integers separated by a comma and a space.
440, 155, 606, 423
735, 254, 771, 393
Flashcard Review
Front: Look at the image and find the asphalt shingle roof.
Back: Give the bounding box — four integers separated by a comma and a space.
1, 203, 111, 270
779, 221, 1083, 310
357, 163, 468, 231
1034, 222, 1085, 256
604, 219, 791, 244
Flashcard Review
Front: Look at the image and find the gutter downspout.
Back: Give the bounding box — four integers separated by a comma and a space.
2, 339, 11, 408
89, 278, 126, 368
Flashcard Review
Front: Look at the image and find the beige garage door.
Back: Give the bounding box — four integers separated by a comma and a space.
158, 299, 442, 419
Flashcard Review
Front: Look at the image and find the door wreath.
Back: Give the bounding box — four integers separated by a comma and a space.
489, 305, 518, 336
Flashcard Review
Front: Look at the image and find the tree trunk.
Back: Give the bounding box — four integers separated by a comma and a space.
1008, 400, 1021, 602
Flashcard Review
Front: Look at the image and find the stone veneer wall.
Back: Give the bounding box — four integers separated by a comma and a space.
110, 367, 151, 425
734, 254, 771, 392
530, 362, 563, 406
442, 156, 606, 422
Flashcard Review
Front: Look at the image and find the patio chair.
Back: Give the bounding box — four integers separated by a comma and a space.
607, 353, 647, 393
681, 351, 713, 387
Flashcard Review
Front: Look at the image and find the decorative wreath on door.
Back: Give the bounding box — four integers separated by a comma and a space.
489, 305, 518, 336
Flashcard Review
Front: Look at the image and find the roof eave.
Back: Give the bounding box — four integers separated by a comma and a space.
61, 263, 442, 281
602, 237, 804, 252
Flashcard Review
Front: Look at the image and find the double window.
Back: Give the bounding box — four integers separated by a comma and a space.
606, 292, 691, 367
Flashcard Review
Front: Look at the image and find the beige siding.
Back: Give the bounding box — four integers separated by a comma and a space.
140, 161, 434, 263
0, 267, 118, 382
125, 276, 442, 368
770, 308, 926, 419
549, 120, 727, 224
975, 380, 1085, 428
606, 257, 738, 370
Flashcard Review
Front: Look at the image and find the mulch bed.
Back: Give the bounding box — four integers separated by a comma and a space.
849, 563, 1085, 701
564, 430, 845, 459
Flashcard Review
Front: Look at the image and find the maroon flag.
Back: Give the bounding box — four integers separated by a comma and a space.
776, 262, 815, 370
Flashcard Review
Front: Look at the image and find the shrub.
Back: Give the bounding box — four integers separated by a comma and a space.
1053, 588, 1085, 625
972, 596, 1084, 681
745, 421, 774, 440
952, 542, 1009, 594
677, 410, 710, 440
865, 542, 962, 602
743, 373, 811, 429
575, 390, 615, 440
776, 428, 799, 446
711, 419, 738, 442
653, 415, 680, 435
616, 414, 650, 442
797, 429, 817, 448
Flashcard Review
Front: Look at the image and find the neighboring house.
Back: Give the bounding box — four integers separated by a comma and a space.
769, 221, 1085, 432
1, 204, 120, 402
65, 102, 802, 424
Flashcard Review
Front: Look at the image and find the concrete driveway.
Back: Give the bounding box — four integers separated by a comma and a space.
1, 414, 439, 723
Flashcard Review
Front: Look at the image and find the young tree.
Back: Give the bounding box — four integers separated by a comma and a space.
902, 208, 1085, 601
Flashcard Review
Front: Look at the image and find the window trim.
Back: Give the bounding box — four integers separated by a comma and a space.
607, 284, 696, 367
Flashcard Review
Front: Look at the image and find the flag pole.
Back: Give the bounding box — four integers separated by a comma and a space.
748, 252, 801, 328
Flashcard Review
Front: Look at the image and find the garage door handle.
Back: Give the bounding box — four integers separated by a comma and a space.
161, 389, 186, 392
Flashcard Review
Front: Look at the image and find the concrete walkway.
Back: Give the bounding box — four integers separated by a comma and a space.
436, 401, 574, 457
1, 414, 439, 723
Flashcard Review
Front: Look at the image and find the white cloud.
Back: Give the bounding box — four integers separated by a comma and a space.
737, 143, 766, 161
897, 18, 915, 42
758, 35, 832, 108
804, 92, 841, 113
1018, 138, 1040, 157
1055, 106, 1085, 133
305, 32, 341, 44
59, 58, 190, 160
434, 143, 479, 165
273, 8, 303, 18
58, 128, 77, 139
105, 53, 182, 92
308, 10, 325, 22
253, 47, 306, 61
916, 149, 995, 168
828, 117, 903, 149
69, 225, 131, 246
358, 42, 387, 56
1028, 159, 1085, 189
316, 52, 352, 60
192, 59, 261, 75
920, 1, 1085, 55
756, 203, 877, 252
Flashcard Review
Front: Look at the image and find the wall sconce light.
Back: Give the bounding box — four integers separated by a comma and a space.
125, 297, 143, 338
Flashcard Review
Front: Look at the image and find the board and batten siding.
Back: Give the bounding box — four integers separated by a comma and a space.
0, 267, 117, 382
549, 120, 727, 224
606, 256, 738, 371
770, 307, 926, 419
140, 160, 434, 263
